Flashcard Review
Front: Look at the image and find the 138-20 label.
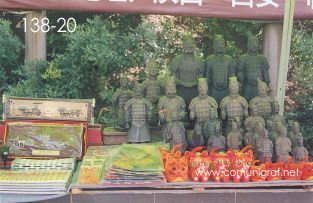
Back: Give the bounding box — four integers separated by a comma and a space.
22, 17, 77, 33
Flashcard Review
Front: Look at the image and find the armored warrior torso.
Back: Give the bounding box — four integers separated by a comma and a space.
220, 96, 248, 123
250, 96, 275, 120
144, 80, 162, 104
189, 96, 218, 122
257, 137, 273, 163
208, 135, 226, 152
275, 135, 292, 163
227, 130, 243, 151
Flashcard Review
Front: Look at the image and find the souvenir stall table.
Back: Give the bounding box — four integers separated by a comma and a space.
1, 1, 313, 203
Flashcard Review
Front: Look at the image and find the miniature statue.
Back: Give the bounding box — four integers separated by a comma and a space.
205, 35, 235, 103
166, 110, 188, 152
292, 139, 309, 163
189, 78, 218, 146
244, 106, 265, 132
249, 80, 276, 122
227, 120, 243, 151
124, 83, 153, 143
220, 77, 249, 134
237, 35, 270, 102
275, 123, 292, 163
288, 121, 304, 148
245, 122, 263, 152
112, 75, 133, 131
169, 33, 204, 106
266, 120, 278, 142
158, 79, 186, 143
207, 122, 226, 152
143, 59, 162, 127
257, 130, 273, 163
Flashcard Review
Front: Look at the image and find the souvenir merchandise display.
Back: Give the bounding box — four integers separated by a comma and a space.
186, 146, 210, 182
209, 148, 231, 183
103, 143, 166, 185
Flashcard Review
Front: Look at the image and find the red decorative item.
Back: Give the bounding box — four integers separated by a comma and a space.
210, 148, 231, 183
283, 157, 303, 180
265, 160, 284, 181
227, 145, 254, 183
250, 160, 266, 182
300, 157, 313, 181
186, 146, 210, 182
162, 145, 189, 183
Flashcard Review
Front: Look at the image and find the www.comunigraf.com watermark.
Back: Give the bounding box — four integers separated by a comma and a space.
194, 168, 301, 179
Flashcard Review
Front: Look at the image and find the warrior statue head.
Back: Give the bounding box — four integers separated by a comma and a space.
229, 77, 240, 98
147, 59, 159, 80
291, 121, 300, 134
134, 82, 144, 99
198, 78, 208, 99
255, 122, 265, 137
182, 33, 195, 54
257, 79, 268, 97
165, 78, 177, 99
247, 35, 259, 54
120, 74, 129, 89
213, 35, 226, 56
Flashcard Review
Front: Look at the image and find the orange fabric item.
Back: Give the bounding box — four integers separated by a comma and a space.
283, 157, 303, 180
162, 145, 189, 183
250, 160, 266, 182
265, 160, 284, 181
209, 148, 231, 183
186, 147, 210, 182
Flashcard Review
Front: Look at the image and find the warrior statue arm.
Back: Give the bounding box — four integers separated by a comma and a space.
219, 97, 228, 120
261, 56, 271, 84
236, 56, 245, 85
189, 99, 196, 120
144, 99, 153, 119
124, 99, 132, 127
178, 97, 187, 121
157, 98, 166, 123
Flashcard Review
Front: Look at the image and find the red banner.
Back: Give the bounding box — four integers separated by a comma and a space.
0, 0, 312, 20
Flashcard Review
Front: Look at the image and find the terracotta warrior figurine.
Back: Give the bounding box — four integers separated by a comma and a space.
124, 83, 153, 143
249, 80, 276, 122
257, 129, 273, 163
245, 121, 263, 152
244, 105, 265, 132
169, 33, 204, 106
166, 110, 188, 152
189, 78, 218, 146
220, 77, 249, 134
158, 78, 186, 143
112, 75, 133, 131
237, 35, 270, 102
292, 139, 309, 163
227, 120, 243, 151
207, 122, 226, 152
288, 121, 304, 148
205, 35, 235, 103
143, 59, 162, 127
275, 123, 292, 163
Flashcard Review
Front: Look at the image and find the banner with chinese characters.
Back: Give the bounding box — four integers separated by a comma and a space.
3, 95, 95, 123
4, 121, 85, 158
0, 0, 312, 20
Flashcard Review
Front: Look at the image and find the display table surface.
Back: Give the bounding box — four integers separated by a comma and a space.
1, 181, 313, 203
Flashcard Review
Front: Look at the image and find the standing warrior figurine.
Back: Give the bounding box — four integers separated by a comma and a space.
244, 106, 265, 132
237, 35, 270, 102
257, 129, 273, 163
220, 77, 249, 134
288, 122, 304, 148
207, 122, 226, 152
158, 79, 186, 143
275, 123, 292, 163
124, 83, 153, 143
143, 60, 162, 127
166, 110, 188, 152
169, 33, 204, 106
189, 78, 218, 145
227, 120, 243, 151
292, 139, 309, 163
205, 35, 235, 103
112, 75, 133, 131
249, 80, 276, 122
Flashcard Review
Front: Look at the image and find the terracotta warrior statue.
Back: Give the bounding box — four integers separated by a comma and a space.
166, 110, 188, 152
244, 105, 265, 132
288, 121, 304, 148
169, 33, 204, 106
257, 128, 273, 163
189, 78, 218, 146
220, 77, 249, 134
292, 139, 309, 163
158, 78, 186, 143
143, 59, 162, 127
205, 35, 235, 103
227, 120, 243, 151
245, 121, 263, 152
275, 123, 292, 163
249, 80, 276, 122
237, 35, 270, 102
207, 121, 226, 152
112, 75, 133, 131
124, 83, 153, 143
